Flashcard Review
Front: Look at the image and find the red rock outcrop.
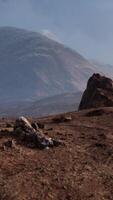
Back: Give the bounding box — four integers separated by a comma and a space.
79, 73, 113, 110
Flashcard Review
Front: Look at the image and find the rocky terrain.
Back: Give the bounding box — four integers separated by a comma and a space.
0, 108, 113, 200
0, 73, 113, 199
79, 73, 113, 110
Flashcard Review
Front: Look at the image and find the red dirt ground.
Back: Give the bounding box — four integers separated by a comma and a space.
0, 107, 113, 200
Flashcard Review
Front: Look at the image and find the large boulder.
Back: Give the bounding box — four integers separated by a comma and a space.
79, 73, 113, 110
14, 116, 62, 149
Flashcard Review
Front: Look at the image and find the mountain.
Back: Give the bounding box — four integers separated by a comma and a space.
24, 92, 82, 116
0, 92, 82, 117
0, 27, 95, 104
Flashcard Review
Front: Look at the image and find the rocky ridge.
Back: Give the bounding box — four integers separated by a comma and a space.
79, 73, 113, 110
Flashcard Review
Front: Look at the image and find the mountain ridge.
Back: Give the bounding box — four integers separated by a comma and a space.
0, 26, 95, 103
0, 92, 82, 117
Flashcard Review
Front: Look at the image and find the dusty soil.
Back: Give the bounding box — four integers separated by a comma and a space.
0, 107, 113, 200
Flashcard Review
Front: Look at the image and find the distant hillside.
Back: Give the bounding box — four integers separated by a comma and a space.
0, 92, 82, 117
23, 92, 82, 116
0, 27, 95, 104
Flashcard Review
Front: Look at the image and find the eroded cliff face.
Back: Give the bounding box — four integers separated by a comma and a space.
79, 73, 113, 110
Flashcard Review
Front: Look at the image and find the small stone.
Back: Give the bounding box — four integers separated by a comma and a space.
2, 140, 16, 150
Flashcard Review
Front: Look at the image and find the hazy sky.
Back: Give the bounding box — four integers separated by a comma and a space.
0, 0, 113, 64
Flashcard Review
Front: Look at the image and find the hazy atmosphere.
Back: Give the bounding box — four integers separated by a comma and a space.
1, 2, 113, 199
0, 0, 113, 64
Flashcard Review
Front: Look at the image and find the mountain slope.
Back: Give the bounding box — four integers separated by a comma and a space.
24, 92, 82, 116
0, 27, 95, 103
0, 92, 82, 117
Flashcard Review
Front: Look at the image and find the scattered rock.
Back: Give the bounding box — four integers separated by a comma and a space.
52, 139, 63, 147
64, 116, 72, 122
79, 73, 113, 110
0, 129, 11, 137
6, 123, 13, 128
14, 116, 62, 149
86, 109, 106, 117
2, 140, 16, 150
53, 115, 72, 123
95, 142, 107, 149
46, 128, 53, 131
